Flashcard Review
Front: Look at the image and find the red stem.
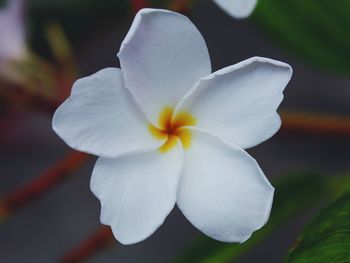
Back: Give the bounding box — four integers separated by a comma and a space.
130, 0, 150, 14
168, 0, 193, 13
1, 82, 60, 116
60, 226, 114, 263
0, 151, 90, 221
281, 111, 350, 136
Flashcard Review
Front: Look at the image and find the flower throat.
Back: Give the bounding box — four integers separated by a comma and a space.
148, 107, 196, 153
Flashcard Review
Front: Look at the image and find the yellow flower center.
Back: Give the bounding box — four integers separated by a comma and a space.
149, 107, 196, 153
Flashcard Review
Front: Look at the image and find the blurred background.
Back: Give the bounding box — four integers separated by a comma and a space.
1, 0, 350, 262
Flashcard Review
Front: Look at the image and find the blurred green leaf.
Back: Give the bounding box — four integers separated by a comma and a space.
172, 172, 330, 263
253, 0, 350, 73
286, 187, 350, 263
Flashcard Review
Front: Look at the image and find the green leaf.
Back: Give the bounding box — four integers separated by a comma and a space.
286, 188, 350, 263
172, 172, 330, 263
253, 0, 350, 73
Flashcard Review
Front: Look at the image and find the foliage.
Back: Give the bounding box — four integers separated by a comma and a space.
254, 0, 350, 73
286, 188, 350, 262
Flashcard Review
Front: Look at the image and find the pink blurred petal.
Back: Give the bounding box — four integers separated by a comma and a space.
0, 0, 27, 61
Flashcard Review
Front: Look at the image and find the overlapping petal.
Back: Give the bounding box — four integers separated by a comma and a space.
213, 0, 258, 19
91, 140, 184, 244
53, 68, 164, 158
177, 129, 274, 242
118, 8, 211, 126
176, 57, 292, 149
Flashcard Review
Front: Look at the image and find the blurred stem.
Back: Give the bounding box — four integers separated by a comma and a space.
60, 226, 114, 263
280, 111, 350, 136
0, 151, 90, 222
167, 0, 196, 13
45, 22, 76, 70
0, 81, 60, 115
45, 21, 78, 79
44, 21, 79, 100
17, 51, 59, 97
130, 0, 150, 14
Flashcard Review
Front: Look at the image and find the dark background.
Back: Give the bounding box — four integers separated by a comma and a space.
1, 0, 350, 262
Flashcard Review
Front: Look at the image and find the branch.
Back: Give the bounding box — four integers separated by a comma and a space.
0, 151, 90, 221
281, 111, 350, 136
60, 226, 114, 263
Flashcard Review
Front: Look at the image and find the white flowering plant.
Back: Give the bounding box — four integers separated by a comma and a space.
53, 8, 292, 245
0, 1, 350, 263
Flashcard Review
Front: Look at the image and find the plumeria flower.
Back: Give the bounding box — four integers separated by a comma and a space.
53, 8, 292, 245
0, 0, 26, 61
213, 0, 258, 19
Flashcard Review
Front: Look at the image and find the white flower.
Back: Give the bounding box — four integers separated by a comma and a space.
52, 8, 292, 245
213, 0, 258, 19
0, 0, 26, 61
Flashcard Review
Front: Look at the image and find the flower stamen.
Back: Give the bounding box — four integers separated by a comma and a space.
149, 107, 196, 153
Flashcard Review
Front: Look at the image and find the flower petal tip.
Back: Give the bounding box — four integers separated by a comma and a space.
249, 56, 293, 73
118, 8, 189, 58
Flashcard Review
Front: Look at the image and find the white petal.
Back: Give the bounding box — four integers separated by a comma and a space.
0, 0, 26, 60
213, 0, 258, 19
177, 129, 274, 243
118, 8, 211, 126
91, 140, 184, 244
177, 57, 292, 149
53, 68, 164, 158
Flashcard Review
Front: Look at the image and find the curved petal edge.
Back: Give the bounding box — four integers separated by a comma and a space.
177, 128, 274, 243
